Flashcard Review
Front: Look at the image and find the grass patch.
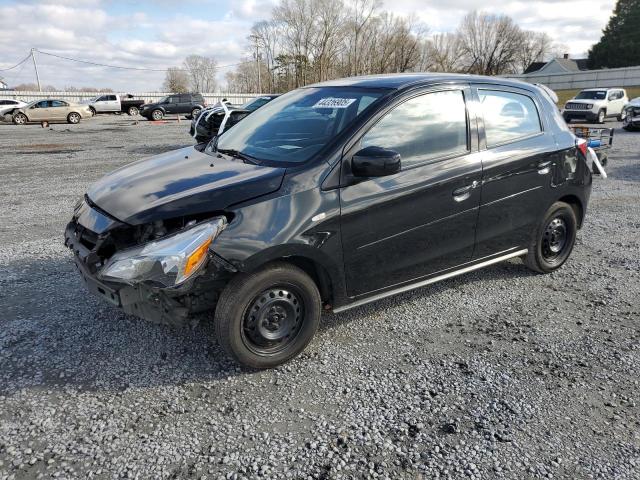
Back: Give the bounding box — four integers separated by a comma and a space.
554, 87, 640, 106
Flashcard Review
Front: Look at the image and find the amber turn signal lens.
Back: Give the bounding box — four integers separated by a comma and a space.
183, 238, 212, 279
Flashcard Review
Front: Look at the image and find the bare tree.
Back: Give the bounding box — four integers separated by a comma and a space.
163, 67, 189, 93
515, 31, 554, 73
183, 55, 218, 92
457, 11, 523, 75
424, 33, 464, 72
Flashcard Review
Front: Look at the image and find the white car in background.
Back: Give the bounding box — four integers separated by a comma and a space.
562, 88, 628, 124
0, 99, 27, 116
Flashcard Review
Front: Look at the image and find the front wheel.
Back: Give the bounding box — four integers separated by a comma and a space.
67, 112, 81, 124
13, 113, 27, 125
214, 262, 321, 368
151, 109, 163, 120
525, 202, 577, 273
127, 106, 139, 116
89, 107, 96, 117
597, 109, 605, 124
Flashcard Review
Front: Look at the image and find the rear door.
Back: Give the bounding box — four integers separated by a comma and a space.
340, 86, 483, 296
49, 100, 69, 120
608, 90, 624, 116
473, 85, 556, 258
178, 94, 192, 113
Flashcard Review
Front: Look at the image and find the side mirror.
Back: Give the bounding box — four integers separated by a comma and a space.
352, 146, 401, 177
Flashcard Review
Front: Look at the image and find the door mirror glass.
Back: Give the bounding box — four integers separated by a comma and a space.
352, 146, 401, 177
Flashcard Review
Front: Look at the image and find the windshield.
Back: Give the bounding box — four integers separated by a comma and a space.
575, 91, 607, 100
214, 87, 388, 164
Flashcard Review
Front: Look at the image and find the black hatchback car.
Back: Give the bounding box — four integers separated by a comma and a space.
140, 93, 206, 120
65, 74, 592, 368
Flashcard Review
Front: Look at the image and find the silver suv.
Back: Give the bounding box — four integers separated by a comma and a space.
562, 88, 628, 124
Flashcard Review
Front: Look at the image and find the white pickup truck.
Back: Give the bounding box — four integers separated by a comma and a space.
84, 94, 145, 116
562, 88, 628, 124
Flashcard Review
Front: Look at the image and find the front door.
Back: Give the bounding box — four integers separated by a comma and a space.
472, 86, 557, 258
49, 100, 69, 120
164, 96, 179, 114
28, 100, 51, 121
340, 87, 483, 297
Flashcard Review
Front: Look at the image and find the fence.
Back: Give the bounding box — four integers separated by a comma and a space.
0, 91, 263, 105
504, 65, 640, 91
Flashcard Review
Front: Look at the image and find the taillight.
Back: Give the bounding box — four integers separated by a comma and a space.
576, 138, 588, 158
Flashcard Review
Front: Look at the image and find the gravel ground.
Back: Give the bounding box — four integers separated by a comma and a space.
0, 115, 639, 480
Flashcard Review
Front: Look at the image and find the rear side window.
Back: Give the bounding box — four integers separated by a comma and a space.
479, 90, 541, 147
361, 89, 469, 169
193, 94, 204, 104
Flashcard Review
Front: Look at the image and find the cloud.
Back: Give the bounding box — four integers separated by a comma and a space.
0, 0, 617, 92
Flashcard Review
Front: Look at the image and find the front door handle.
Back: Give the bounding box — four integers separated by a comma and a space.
452, 180, 479, 202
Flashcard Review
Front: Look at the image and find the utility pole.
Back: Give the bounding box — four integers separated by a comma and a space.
31, 48, 42, 92
250, 34, 262, 94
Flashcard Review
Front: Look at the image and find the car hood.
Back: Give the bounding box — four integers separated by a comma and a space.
625, 97, 640, 108
87, 146, 285, 225
567, 99, 605, 105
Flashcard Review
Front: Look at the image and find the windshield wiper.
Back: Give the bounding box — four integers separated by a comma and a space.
216, 148, 260, 165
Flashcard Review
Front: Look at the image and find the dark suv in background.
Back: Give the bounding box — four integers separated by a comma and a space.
140, 93, 206, 120
66, 74, 592, 368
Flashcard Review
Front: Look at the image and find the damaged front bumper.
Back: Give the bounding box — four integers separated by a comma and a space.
64, 209, 234, 326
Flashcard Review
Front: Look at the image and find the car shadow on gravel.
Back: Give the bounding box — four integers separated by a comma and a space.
319, 259, 537, 331
0, 257, 245, 395
0, 256, 536, 395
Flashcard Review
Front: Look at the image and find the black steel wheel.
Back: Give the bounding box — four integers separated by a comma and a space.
215, 262, 321, 368
525, 202, 577, 273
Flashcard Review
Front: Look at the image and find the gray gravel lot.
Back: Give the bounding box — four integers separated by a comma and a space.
0, 115, 639, 479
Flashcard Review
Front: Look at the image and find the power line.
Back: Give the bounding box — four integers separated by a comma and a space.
0, 54, 31, 72
34, 49, 251, 72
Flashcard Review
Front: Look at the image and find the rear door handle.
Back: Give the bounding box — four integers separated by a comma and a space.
452, 180, 479, 202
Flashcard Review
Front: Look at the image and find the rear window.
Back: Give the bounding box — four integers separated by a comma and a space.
479, 90, 542, 147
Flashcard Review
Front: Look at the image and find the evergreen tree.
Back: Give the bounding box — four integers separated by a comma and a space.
588, 0, 640, 68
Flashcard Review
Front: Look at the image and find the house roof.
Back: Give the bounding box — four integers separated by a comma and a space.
524, 57, 589, 75
524, 62, 546, 74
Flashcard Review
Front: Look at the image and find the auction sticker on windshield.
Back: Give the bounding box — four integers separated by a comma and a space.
313, 98, 356, 109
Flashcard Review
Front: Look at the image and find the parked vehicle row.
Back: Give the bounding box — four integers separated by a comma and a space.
66, 73, 594, 368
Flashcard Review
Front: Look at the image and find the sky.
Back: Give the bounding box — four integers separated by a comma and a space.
0, 0, 617, 92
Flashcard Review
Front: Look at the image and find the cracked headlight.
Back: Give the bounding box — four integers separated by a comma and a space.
100, 217, 227, 287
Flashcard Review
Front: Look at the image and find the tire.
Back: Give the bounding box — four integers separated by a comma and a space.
525, 202, 577, 274
151, 109, 163, 121
13, 113, 27, 125
89, 107, 96, 117
67, 112, 81, 124
191, 107, 201, 119
214, 262, 321, 368
596, 109, 605, 124
127, 106, 139, 116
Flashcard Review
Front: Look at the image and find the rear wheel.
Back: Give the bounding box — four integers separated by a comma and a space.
191, 107, 201, 119
13, 113, 27, 125
89, 107, 96, 117
151, 109, 163, 121
67, 112, 81, 124
214, 262, 321, 368
525, 202, 577, 273
127, 106, 139, 116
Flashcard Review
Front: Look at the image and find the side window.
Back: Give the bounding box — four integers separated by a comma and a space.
34, 100, 50, 109
168, 96, 178, 104
108, 95, 117, 101
51, 100, 67, 107
97, 96, 107, 102
178, 95, 189, 103
360, 90, 468, 169
478, 90, 542, 147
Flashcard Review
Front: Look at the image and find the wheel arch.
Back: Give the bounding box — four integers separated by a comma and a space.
237, 246, 345, 307
558, 194, 584, 228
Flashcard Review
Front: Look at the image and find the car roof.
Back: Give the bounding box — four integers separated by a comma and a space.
306, 73, 539, 92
